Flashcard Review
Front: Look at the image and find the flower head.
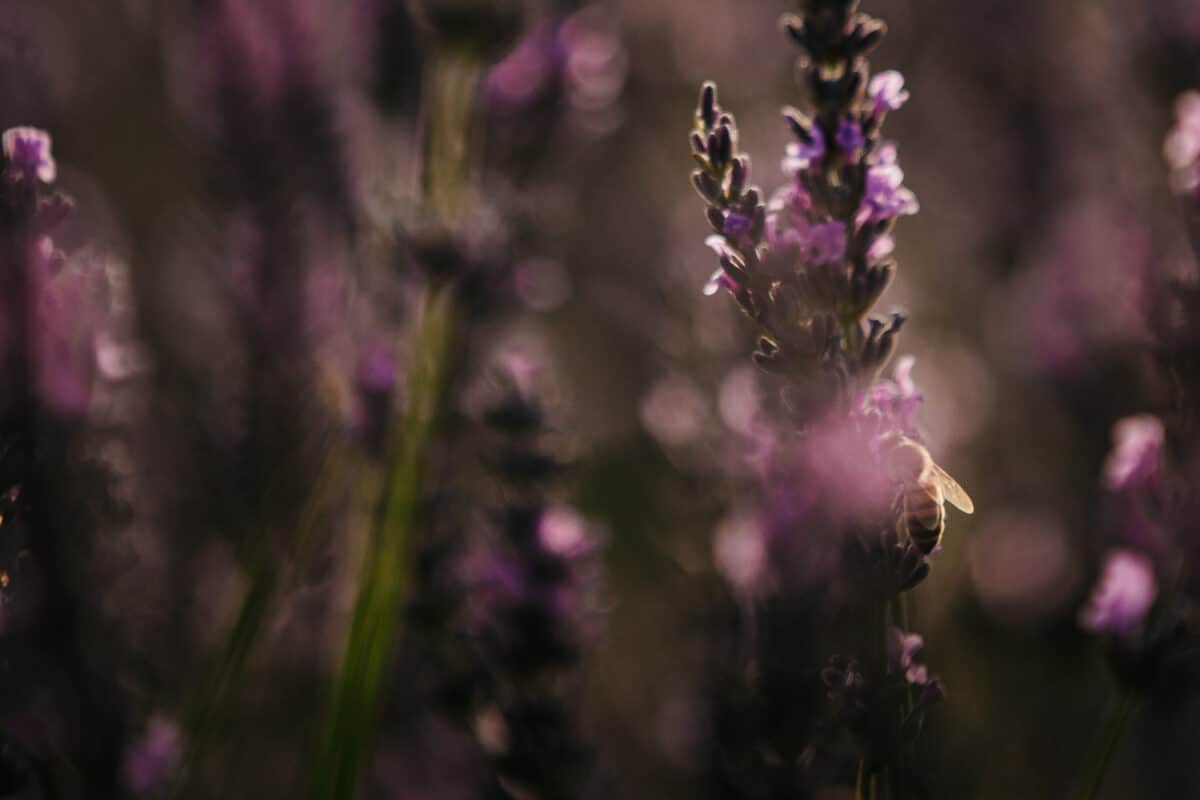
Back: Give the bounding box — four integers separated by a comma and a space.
1103, 414, 1164, 492
1079, 549, 1157, 637
867, 71, 910, 118
2, 127, 56, 183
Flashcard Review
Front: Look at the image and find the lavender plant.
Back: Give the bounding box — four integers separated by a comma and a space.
690, 2, 963, 796
1063, 87, 1200, 800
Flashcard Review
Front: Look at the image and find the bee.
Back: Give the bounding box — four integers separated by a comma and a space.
879, 432, 974, 554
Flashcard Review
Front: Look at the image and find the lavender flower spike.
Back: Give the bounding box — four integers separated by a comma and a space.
1103, 414, 1164, 492
2, 126, 56, 183
1079, 549, 1157, 637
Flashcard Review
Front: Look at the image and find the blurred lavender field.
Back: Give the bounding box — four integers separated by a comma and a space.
0, 0, 1198, 798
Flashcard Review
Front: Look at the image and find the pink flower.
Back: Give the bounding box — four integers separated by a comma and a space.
1079, 549, 1157, 637
1103, 414, 1164, 492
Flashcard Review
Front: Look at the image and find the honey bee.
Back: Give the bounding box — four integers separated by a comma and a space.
879, 432, 974, 554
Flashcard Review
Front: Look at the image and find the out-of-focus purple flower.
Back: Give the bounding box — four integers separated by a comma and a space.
866, 233, 895, 261
765, 187, 846, 266
30, 237, 94, 416
559, 8, 627, 120
712, 511, 768, 594
486, 19, 562, 113
1079, 549, 1157, 637
353, 340, 397, 450
539, 505, 595, 558
1103, 414, 1164, 492
1164, 91, 1200, 194
866, 355, 922, 432
781, 127, 826, 176
123, 715, 182, 796
867, 71, 910, 118
887, 627, 928, 685
836, 118, 865, 153
860, 143, 918, 223
808, 220, 847, 264
2, 126, 56, 183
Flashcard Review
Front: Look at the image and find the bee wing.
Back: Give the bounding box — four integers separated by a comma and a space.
929, 464, 974, 514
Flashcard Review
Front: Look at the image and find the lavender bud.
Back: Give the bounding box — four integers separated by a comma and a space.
691, 170, 722, 203
699, 81, 718, 129
729, 156, 749, 196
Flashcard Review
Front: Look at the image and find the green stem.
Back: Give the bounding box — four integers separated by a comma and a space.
174, 439, 346, 799
308, 37, 479, 800
308, 286, 458, 799
1072, 686, 1138, 800
421, 46, 483, 224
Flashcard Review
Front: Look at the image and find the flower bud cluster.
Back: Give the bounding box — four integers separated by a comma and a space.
689, 2, 952, 792
409, 355, 601, 799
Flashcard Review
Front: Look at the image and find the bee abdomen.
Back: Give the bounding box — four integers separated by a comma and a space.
901, 485, 944, 554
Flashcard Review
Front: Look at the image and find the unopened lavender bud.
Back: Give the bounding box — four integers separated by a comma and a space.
781, 13, 806, 48
849, 17, 886, 54
706, 206, 725, 233
717, 124, 733, 166
690, 131, 706, 155
730, 156, 749, 196
691, 170, 722, 203
782, 106, 816, 144
699, 82, 718, 128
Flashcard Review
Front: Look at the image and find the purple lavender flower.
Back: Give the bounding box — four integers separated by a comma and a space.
867, 71, 910, 118
861, 143, 919, 223
836, 118, 866, 153
123, 715, 182, 796
887, 627, 928, 685
809, 220, 847, 265
866, 355, 923, 432
781, 127, 826, 176
1103, 414, 1164, 492
2, 126, 56, 183
1079, 549, 1158, 637
485, 19, 562, 113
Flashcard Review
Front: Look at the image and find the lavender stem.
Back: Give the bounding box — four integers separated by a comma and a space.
1071, 686, 1138, 800
310, 41, 481, 799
